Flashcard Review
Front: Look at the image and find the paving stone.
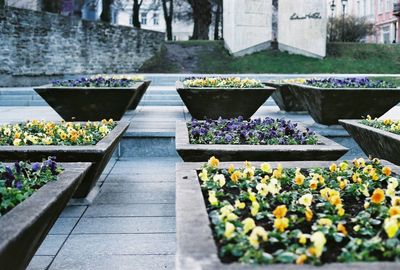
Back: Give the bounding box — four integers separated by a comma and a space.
99, 182, 175, 193
48, 217, 80, 235
105, 173, 176, 183
72, 217, 176, 234
27, 255, 54, 270
94, 191, 175, 204
84, 203, 175, 217
49, 254, 175, 270
60, 206, 87, 218
35, 234, 67, 256
54, 233, 175, 256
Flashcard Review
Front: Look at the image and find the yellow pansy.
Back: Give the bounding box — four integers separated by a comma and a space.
208, 191, 218, 206
260, 162, 272, 173
274, 217, 289, 232
309, 179, 318, 190
213, 174, 226, 187
198, 168, 208, 182
318, 218, 333, 227
251, 201, 260, 216
242, 218, 256, 234
273, 205, 288, 219
339, 161, 349, 171
305, 207, 313, 222
299, 194, 313, 207
389, 206, 400, 217
234, 200, 245, 210
228, 164, 235, 174
224, 222, 235, 239
256, 183, 268, 196
310, 231, 326, 257
294, 171, 305, 185
208, 156, 219, 168
298, 233, 308, 245
296, 254, 307, 265
337, 223, 348, 236
248, 226, 268, 248
329, 163, 337, 172
13, 138, 21, 146
384, 217, 399, 238
230, 170, 242, 183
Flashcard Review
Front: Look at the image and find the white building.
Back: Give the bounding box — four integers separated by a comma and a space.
112, 0, 193, 41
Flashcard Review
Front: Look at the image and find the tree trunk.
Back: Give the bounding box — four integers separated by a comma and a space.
100, 0, 112, 22
213, 0, 221, 40
162, 0, 174, 40
132, 0, 143, 28
188, 0, 211, 40
0, 0, 5, 8
42, 0, 62, 13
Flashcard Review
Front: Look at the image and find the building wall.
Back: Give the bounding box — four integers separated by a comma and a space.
375, 0, 399, 43
0, 6, 164, 86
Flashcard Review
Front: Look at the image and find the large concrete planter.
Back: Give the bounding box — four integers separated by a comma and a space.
176, 81, 275, 119
34, 82, 145, 121
0, 162, 91, 270
0, 122, 129, 198
127, 80, 151, 110
175, 121, 348, 161
265, 82, 307, 112
340, 119, 400, 165
289, 84, 400, 125
176, 160, 400, 270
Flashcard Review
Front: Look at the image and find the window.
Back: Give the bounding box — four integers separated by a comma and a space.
141, 13, 147, 25
386, 0, 392, 12
382, 26, 390, 43
153, 13, 159, 25
379, 0, 384, 13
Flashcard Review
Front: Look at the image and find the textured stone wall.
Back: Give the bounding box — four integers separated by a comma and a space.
0, 7, 164, 86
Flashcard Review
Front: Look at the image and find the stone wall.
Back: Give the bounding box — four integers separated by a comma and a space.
0, 6, 164, 86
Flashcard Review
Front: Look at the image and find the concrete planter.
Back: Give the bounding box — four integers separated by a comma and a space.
176, 160, 400, 270
0, 122, 129, 198
265, 82, 307, 112
127, 80, 151, 110
0, 162, 91, 270
289, 84, 400, 125
175, 121, 348, 161
34, 82, 145, 121
176, 81, 275, 119
340, 119, 400, 165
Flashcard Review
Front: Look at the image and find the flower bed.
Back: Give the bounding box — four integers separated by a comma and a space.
176, 120, 348, 162
360, 117, 400, 135
0, 159, 61, 215
287, 78, 400, 125
0, 119, 115, 146
35, 75, 145, 121
304, 77, 396, 89
0, 160, 90, 270
183, 77, 264, 88
265, 79, 308, 112
340, 118, 400, 166
176, 157, 400, 269
176, 79, 275, 119
0, 120, 129, 198
188, 117, 318, 145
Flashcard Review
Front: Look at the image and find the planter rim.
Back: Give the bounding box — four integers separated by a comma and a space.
289, 83, 400, 91
339, 119, 400, 141
176, 160, 400, 270
0, 121, 130, 153
176, 81, 274, 91
34, 81, 145, 90
176, 120, 347, 152
0, 162, 91, 249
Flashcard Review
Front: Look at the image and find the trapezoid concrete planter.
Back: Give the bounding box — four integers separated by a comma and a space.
34, 82, 145, 121
0, 122, 129, 198
288, 84, 400, 125
176, 160, 400, 270
340, 119, 400, 165
127, 80, 151, 110
175, 121, 348, 161
0, 162, 91, 270
265, 82, 307, 112
176, 81, 275, 120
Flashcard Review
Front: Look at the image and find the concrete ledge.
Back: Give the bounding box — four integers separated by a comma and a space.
279, 43, 325, 59
340, 119, 400, 165
176, 160, 400, 270
225, 41, 272, 57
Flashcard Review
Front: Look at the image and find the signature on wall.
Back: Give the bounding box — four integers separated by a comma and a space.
290, 12, 322, 20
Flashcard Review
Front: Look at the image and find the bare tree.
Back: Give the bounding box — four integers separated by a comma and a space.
100, 0, 113, 22
187, 0, 211, 40
161, 0, 173, 40
212, 0, 221, 40
132, 0, 143, 28
328, 15, 375, 42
